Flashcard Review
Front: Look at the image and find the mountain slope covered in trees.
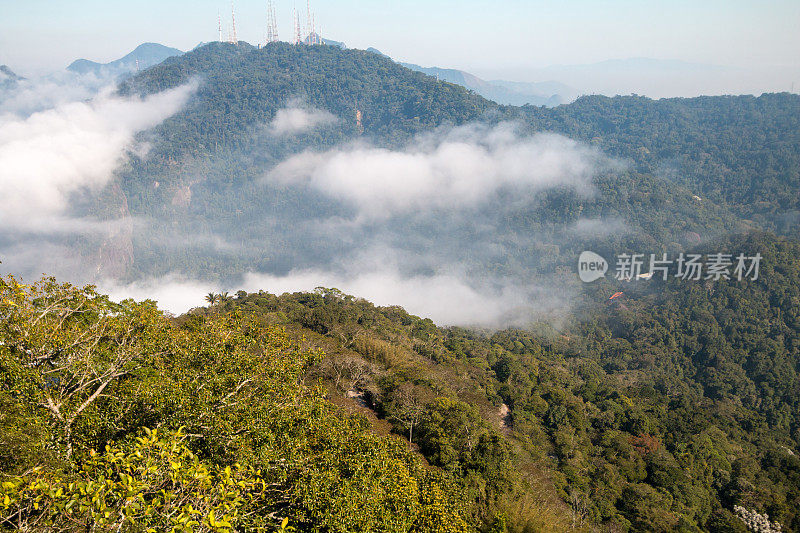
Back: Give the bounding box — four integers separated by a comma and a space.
513, 93, 800, 233
0, 276, 472, 532
2, 232, 798, 531
206, 232, 800, 532
3, 41, 800, 532
86, 41, 782, 287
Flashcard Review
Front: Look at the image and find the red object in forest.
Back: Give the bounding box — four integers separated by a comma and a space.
609, 292, 624, 300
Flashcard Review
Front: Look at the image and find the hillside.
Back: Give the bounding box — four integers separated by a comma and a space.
205, 231, 800, 531
0, 276, 472, 532
2, 231, 798, 531
513, 93, 800, 233
95, 42, 749, 290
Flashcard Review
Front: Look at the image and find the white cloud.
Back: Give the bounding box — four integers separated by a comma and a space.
0, 82, 196, 231
102, 274, 219, 316
268, 106, 338, 136
241, 267, 566, 327
266, 123, 610, 219
0, 71, 113, 119
95, 263, 570, 327
569, 217, 630, 237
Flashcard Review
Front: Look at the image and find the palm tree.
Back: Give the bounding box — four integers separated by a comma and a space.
205, 292, 218, 305
219, 292, 230, 302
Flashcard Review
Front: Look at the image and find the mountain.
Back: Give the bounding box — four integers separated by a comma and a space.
510, 92, 800, 232
67, 42, 183, 77
400, 61, 578, 107
489, 78, 580, 103
366, 47, 388, 57
0, 65, 23, 88
119, 41, 491, 149
106, 41, 744, 286
483, 57, 768, 99
364, 47, 577, 107
0, 65, 23, 81
7, 41, 798, 291
3, 38, 800, 533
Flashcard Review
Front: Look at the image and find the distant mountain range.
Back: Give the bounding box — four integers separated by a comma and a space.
62, 41, 783, 105
0, 65, 24, 87
0, 65, 23, 80
399, 62, 578, 107
366, 48, 578, 107
67, 42, 183, 77
477, 57, 779, 99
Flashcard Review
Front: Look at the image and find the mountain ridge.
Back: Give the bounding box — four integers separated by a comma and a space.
363, 47, 578, 106
67, 42, 183, 76
399, 61, 577, 107
0, 65, 23, 80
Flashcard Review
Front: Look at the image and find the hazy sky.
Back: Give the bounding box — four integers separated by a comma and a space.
2, 0, 799, 75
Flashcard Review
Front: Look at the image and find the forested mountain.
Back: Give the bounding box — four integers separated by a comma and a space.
119, 41, 490, 148
2, 40, 800, 533
512, 93, 800, 233
2, 232, 798, 531
89, 41, 777, 289
194, 232, 800, 532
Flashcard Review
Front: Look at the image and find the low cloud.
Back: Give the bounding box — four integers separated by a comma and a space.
0, 71, 113, 119
2, 95, 604, 329
569, 217, 630, 237
242, 267, 566, 327
0, 82, 196, 232
268, 106, 338, 136
266, 123, 610, 219
97, 122, 604, 326
102, 274, 220, 316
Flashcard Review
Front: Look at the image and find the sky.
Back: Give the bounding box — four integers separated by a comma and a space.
2, 0, 799, 78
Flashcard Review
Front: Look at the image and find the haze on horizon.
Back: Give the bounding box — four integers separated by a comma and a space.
2, 0, 799, 98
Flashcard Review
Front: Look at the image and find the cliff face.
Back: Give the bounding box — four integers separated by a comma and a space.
94, 182, 134, 279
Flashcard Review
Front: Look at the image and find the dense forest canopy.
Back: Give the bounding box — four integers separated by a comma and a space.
512, 93, 800, 233
2, 231, 798, 531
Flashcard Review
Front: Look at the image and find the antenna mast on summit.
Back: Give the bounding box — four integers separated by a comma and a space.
218, 12, 223, 42
231, 0, 239, 45
293, 3, 302, 44
266, 0, 279, 43
306, 0, 312, 43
